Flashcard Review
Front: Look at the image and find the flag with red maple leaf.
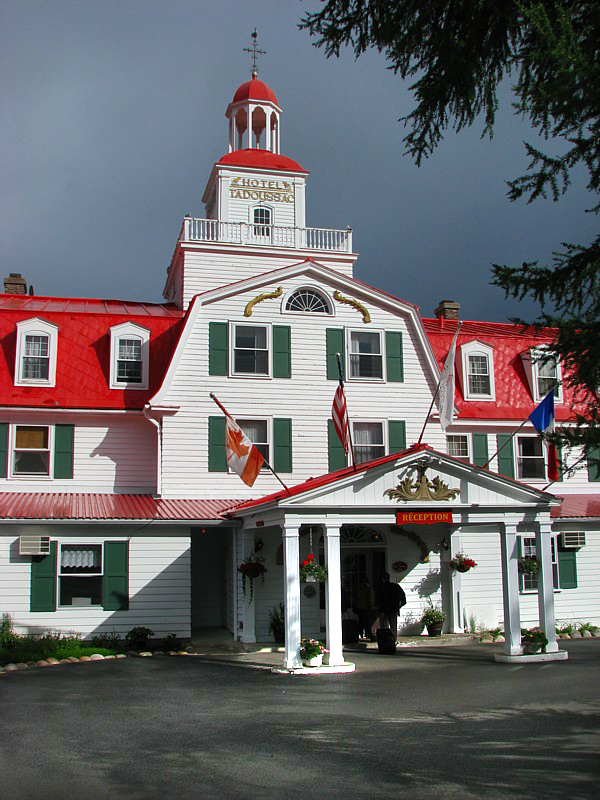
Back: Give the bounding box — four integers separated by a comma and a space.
225, 416, 264, 486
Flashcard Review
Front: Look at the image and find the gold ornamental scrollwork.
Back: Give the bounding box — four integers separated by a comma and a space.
384, 462, 460, 503
244, 286, 283, 317
333, 290, 371, 324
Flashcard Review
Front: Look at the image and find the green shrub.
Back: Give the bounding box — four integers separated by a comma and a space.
0, 630, 118, 665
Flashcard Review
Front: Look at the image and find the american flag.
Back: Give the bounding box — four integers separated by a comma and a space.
332, 378, 351, 454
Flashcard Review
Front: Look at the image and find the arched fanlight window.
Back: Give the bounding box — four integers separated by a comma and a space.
285, 288, 331, 314
341, 526, 384, 544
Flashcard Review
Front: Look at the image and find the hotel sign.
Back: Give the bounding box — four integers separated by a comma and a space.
396, 511, 453, 526
229, 177, 294, 203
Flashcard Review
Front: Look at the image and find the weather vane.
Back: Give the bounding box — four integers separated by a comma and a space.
243, 29, 266, 78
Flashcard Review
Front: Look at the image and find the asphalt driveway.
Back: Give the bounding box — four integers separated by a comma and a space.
1, 641, 599, 800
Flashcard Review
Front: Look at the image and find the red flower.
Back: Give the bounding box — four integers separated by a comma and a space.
307, 553, 315, 562
302, 560, 309, 566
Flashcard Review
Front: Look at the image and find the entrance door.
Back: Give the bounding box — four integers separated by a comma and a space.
342, 549, 386, 613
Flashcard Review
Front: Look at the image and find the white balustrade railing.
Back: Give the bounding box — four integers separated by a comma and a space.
180, 218, 352, 253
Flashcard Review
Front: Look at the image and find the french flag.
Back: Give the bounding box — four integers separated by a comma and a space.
529, 391, 559, 481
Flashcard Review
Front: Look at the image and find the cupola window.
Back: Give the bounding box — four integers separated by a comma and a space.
285, 288, 331, 314
253, 207, 271, 237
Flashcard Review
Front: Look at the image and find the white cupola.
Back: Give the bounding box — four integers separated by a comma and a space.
226, 68, 282, 153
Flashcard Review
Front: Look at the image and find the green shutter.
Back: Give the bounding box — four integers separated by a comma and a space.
558, 548, 578, 589
328, 419, 347, 472
54, 424, 74, 479
587, 447, 600, 482
326, 328, 345, 380
496, 434, 515, 478
209, 322, 228, 376
472, 433, 489, 468
385, 332, 404, 382
208, 416, 227, 472
273, 325, 291, 378
388, 420, 406, 454
273, 418, 292, 473
103, 541, 129, 611
0, 422, 7, 479
30, 541, 57, 612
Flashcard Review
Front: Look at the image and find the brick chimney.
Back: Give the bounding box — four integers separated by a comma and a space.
434, 299, 460, 321
4, 273, 27, 294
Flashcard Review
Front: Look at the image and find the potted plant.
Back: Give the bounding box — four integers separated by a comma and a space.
448, 552, 477, 573
237, 554, 266, 602
421, 605, 446, 637
268, 603, 285, 644
299, 637, 328, 667
518, 556, 539, 577
521, 626, 548, 654
299, 553, 328, 583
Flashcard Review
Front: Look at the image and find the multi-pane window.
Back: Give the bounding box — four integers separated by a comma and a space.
537, 357, 558, 399
59, 544, 103, 606
253, 207, 271, 237
117, 338, 142, 383
447, 435, 469, 462
520, 537, 558, 592
237, 419, 269, 466
285, 288, 330, 313
353, 422, 385, 464
517, 437, 546, 480
13, 426, 50, 476
233, 324, 269, 375
22, 335, 49, 380
467, 354, 491, 395
349, 331, 383, 379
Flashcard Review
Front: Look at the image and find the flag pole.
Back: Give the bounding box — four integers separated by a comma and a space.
418, 321, 462, 445
417, 384, 441, 446
336, 353, 356, 469
481, 419, 530, 470
541, 450, 586, 491
209, 393, 291, 494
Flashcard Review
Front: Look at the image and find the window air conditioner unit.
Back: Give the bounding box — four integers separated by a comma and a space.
19, 535, 51, 556
560, 532, 586, 549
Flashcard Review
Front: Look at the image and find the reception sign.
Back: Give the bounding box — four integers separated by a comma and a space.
396, 511, 453, 526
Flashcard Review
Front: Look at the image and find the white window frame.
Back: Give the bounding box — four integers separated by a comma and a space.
230, 322, 272, 379
15, 318, 58, 387
519, 535, 559, 593
250, 204, 273, 241
347, 328, 385, 382
446, 434, 470, 462
460, 341, 495, 401
109, 322, 150, 390
352, 420, 386, 464
9, 424, 53, 479
532, 348, 563, 403
234, 417, 270, 470
516, 435, 547, 481
58, 542, 103, 608
283, 286, 333, 315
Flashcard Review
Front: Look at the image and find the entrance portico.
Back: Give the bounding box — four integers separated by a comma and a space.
230, 444, 568, 671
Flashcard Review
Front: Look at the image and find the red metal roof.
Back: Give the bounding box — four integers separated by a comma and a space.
232, 77, 279, 105
552, 494, 600, 519
422, 317, 584, 421
0, 293, 184, 410
0, 493, 242, 521
217, 149, 307, 174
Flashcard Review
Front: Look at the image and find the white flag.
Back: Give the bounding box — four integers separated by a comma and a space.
438, 323, 461, 431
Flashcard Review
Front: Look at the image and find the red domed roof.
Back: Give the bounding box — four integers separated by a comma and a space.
217, 149, 308, 174
232, 76, 279, 106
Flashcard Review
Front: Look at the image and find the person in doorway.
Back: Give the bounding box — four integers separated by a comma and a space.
379, 573, 406, 641
354, 576, 375, 640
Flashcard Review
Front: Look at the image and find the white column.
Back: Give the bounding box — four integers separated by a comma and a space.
282, 522, 302, 669
324, 524, 344, 666
265, 111, 271, 152
247, 104, 254, 149
448, 531, 464, 633
536, 520, 559, 652
239, 530, 256, 644
500, 522, 522, 656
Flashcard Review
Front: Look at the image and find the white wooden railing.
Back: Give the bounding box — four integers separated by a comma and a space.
180, 217, 353, 253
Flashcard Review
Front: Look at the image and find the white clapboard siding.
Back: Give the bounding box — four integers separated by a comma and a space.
0, 527, 191, 638
0, 413, 157, 494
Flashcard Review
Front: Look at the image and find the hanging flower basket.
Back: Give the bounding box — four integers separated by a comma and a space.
518, 556, 539, 577
238, 556, 266, 602
299, 553, 327, 583
448, 553, 477, 573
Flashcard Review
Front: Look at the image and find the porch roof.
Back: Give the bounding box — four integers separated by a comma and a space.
0, 493, 242, 522
552, 494, 600, 519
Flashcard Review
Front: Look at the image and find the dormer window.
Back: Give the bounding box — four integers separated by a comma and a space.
468, 354, 491, 395
460, 341, 495, 401
520, 347, 563, 403
109, 322, 150, 390
15, 318, 58, 387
